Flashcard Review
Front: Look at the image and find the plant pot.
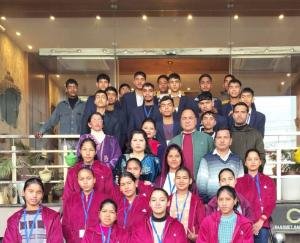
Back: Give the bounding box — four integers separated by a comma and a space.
39, 167, 52, 183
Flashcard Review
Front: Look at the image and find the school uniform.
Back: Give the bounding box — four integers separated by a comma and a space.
138, 180, 154, 199
82, 224, 129, 243
131, 215, 188, 243
62, 190, 109, 243
197, 211, 253, 243
3, 206, 63, 243
156, 119, 181, 147
168, 192, 205, 241
63, 160, 114, 202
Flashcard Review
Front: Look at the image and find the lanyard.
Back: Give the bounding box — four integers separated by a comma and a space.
100, 225, 112, 243
167, 174, 175, 195
150, 218, 165, 243
143, 105, 153, 118
81, 190, 94, 227
123, 197, 133, 228
254, 174, 264, 213
175, 192, 189, 222
23, 207, 41, 243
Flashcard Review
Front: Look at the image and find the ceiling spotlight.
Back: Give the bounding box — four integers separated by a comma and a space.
286, 73, 291, 77
56, 74, 60, 78
278, 14, 284, 20
264, 48, 270, 53
281, 81, 285, 86
27, 45, 33, 50
142, 15, 147, 21
233, 14, 239, 20
0, 24, 5, 31
49, 15, 55, 21
187, 14, 193, 20
16, 31, 21, 36
187, 87, 191, 91
1, 16, 6, 21
96, 15, 101, 20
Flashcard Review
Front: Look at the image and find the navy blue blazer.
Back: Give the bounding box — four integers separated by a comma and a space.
156, 119, 181, 147
121, 91, 138, 121
198, 113, 228, 132
81, 95, 96, 134
174, 96, 198, 120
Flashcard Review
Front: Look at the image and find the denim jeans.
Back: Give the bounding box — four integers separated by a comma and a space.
254, 227, 270, 243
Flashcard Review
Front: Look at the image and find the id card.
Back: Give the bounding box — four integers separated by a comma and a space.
79, 229, 85, 238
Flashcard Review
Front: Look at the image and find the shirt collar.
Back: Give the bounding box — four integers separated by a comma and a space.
213, 149, 232, 161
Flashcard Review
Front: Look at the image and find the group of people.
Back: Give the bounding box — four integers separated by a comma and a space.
3, 71, 276, 243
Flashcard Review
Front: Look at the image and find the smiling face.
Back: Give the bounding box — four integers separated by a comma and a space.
142, 121, 156, 139
228, 82, 241, 98
217, 190, 237, 216
175, 170, 192, 192
99, 203, 117, 227
245, 151, 262, 173
133, 74, 146, 90
167, 148, 182, 171
23, 183, 44, 209
130, 133, 146, 153
149, 190, 169, 218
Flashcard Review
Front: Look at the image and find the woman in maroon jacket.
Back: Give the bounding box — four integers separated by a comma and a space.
235, 149, 276, 243
63, 137, 114, 202
197, 186, 253, 243
3, 177, 63, 243
131, 188, 188, 243
82, 199, 129, 243
62, 167, 109, 242
207, 168, 254, 221
168, 167, 205, 242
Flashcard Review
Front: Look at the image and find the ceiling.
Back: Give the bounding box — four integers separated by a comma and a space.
1, 0, 300, 17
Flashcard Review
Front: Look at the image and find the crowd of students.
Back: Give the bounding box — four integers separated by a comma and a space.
4, 72, 276, 242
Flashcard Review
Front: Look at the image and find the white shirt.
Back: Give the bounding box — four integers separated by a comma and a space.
136, 92, 144, 107
91, 130, 105, 144
213, 149, 232, 161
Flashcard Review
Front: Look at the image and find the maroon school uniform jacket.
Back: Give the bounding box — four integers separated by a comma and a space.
206, 192, 255, 222
82, 224, 129, 243
235, 173, 276, 228
63, 160, 114, 201
168, 193, 205, 237
138, 180, 154, 200
3, 206, 63, 243
62, 190, 109, 243
197, 212, 253, 243
131, 216, 188, 243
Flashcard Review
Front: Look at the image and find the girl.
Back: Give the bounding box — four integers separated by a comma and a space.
207, 168, 253, 221
116, 172, 149, 231
114, 130, 161, 183
197, 186, 253, 243
156, 144, 184, 195
62, 167, 109, 242
131, 188, 188, 243
78, 112, 121, 169
141, 118, 160, 156
3, 177, 63, 243
63, 137, 114, 202
236, 149, 276, 243
169, 167, 205, 242
82, 199, 129, 243
125, 158, 154, 199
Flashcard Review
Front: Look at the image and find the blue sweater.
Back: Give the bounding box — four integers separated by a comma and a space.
218, 213, 237, 243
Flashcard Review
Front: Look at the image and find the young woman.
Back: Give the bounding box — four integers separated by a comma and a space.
155, 144, 183, 195
168, 167, 205, 242
131, 188, 188, 243
63, 137, 114, 202
141, 118, 160, 156
114, 130, 161, 183
78, 112, 121, 169
62, 167, 109, 242
115, 172, 149, 232
197, 186, 253, 243
125, 158, 154, 199
236, 149, 276, 243
206, 168, 253, 221
3, 177, 63, 243
82, 199, 129, 243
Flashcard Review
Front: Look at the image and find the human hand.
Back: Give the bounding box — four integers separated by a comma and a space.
187, 226, 198, 241
253, 219, 264, 235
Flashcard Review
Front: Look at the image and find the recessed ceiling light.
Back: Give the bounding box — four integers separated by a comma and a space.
187, 14, 193, 20
16, 31, 21, 36
286, 73, 291, 77
278, 14, 284, 20
187, 87, 191, 91
0, 24, 5, 31
56, 74, 60, 78
281, 81, 285, 86
49, 15, 55, 21
96, 15, 101, 20
1, 16, 6, 21
142, 15, 147, 21
27, 45, 33, 50
234, 14, 239, 20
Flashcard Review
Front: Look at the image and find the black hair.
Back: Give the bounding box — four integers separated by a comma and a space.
233, 101, 249, 113
201, 111, 216, 121
224, 74, 235, 81
168, 72, 181, 81
65, 78, 78, 87
78, 138, 98, 161
119, 83, 131, 93
151, 188, 169, 199
157, 74, 169, 83
23, 177, 45, 193
126, 130, 152, 154
125, 158, 142, 170
134, 71, 146, 80
142, 82, 155, 90
218, 168, 235, 181
164, 144, 184, 171
215, 128, 232, 138
159, 96, 174, 106
105, 86, 118, 95
96, 73, 110, 83
99, 198, 118, 212
244, 148, 261, 161
199, 73, 212, 82
228, 78, 242, 87
77, 166, 95, 178
86, 112, 104, 133
141, 117, 157, 130
241, 87, 255, 97
94, 89, 108, 99
217, 185, 238, 211
118, 171, 137, 186
175, 166, 192, 178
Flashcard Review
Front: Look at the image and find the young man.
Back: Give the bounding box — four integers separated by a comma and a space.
219, 74, 235, 104
170, 108, 214, 180
196, 128, 244, 203
198, 73, 222, 114
118, 83, 131, 99
156, 96, 181, 146
230, 102, 265, 168
200, 111, 217, 138
156, 74, 169, 100
222, 78, 242, 118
